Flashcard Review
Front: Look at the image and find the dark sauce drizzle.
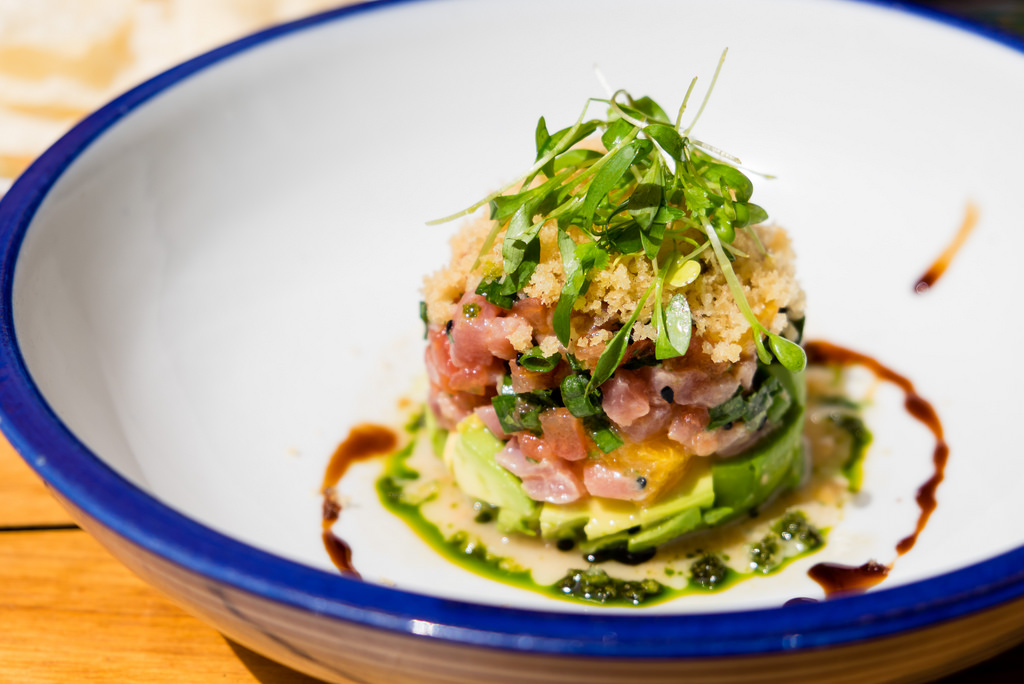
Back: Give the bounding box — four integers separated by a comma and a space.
319, 349, 946, 598
803, 340, 948, 597
320, 424, 398, 577
913, 201, 978, 293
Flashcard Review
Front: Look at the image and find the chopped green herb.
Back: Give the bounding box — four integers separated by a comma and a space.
707, 374, 788, 431
474, 277, 516, 309
582, 414, 624, 453
556, 567, 663, 606
518, 347, 561, 373
748, 534, 780, 574
560, 372, 603, 418
774, 511, 824, 551
689, 553, 730, 590
491, 389, 559, 435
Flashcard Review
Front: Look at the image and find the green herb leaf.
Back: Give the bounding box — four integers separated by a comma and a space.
683, 181, 712, 215
601, 118, 635, 151
553, 148, 603, 173
475, 278, 515, 309
553, 230, 582, 345
590, 326, 632, 391
501, 236, 541, 294
630, 96, 671, 124
560, 373, 603, 418
630, 158, 665, 260
538, 119, 601, 180
744, 203, 768, 226
707, 374, 786, 431
656, 293, 692, 359
518, 347, 561, 373
702, 160, 754, 203
553, 235, 609, 346
588, 282, 654, 391
767, 333, 807, 373
432, 78, 803, 393
598, 221, 643, 254
652, 205, 687, 223
502, 200, 542, 274
644, 123, 685, 161
491, 390, 558, 435
582, 415, 624, 453
579, 140, 641, 231
535, 116, 550, 159
540, 120, 601, 160
711, 212, 736, 243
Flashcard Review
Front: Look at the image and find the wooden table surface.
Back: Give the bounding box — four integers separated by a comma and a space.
3, 1, 1024, 682
4, 438, 1024, 683
0, 439, 327, 683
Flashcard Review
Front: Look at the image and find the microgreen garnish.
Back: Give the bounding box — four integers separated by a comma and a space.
433, 49, 806, 398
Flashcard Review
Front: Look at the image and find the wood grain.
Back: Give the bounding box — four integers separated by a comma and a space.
0, 522, 324, 683
0, 438, 74, 528
6, 429, 1024, 683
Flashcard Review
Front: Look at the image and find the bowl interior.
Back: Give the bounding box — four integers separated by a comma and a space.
8, 0, 1024, 612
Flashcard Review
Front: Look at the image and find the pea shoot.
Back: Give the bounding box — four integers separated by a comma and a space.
431, 51, 806, 390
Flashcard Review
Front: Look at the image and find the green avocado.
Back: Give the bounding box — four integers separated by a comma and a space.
706, 367, 806, 526
546, 364, 806, 550
540, 495, 641, 541
444, 414, 540, 535
539, 461, 715, 545
449, 365, 805, 547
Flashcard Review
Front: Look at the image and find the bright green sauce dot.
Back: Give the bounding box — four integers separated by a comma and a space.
556, 567, 664, 606
748, 535, 780, 574
774, 511, 824, 551
689, 553, 730, 590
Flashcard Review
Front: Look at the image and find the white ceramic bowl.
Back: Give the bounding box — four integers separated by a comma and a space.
3, 0, 1024, 682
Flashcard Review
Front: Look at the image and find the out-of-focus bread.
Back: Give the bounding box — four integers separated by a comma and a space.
0, 0, 344, 192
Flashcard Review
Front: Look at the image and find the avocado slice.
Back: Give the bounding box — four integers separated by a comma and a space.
539, 499, 591, 539
450, 365, 805, 547
444, 414, 540, 535
628, 506, 704, 551
540, 496, 642, 541
540, 461, 715, 544
637, 461, 715, 526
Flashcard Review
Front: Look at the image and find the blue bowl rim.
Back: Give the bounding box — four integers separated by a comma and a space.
1, 0, 1023, 660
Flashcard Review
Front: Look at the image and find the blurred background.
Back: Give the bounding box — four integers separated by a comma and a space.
0, 0, 346, 194
1, 0, 1022, 196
